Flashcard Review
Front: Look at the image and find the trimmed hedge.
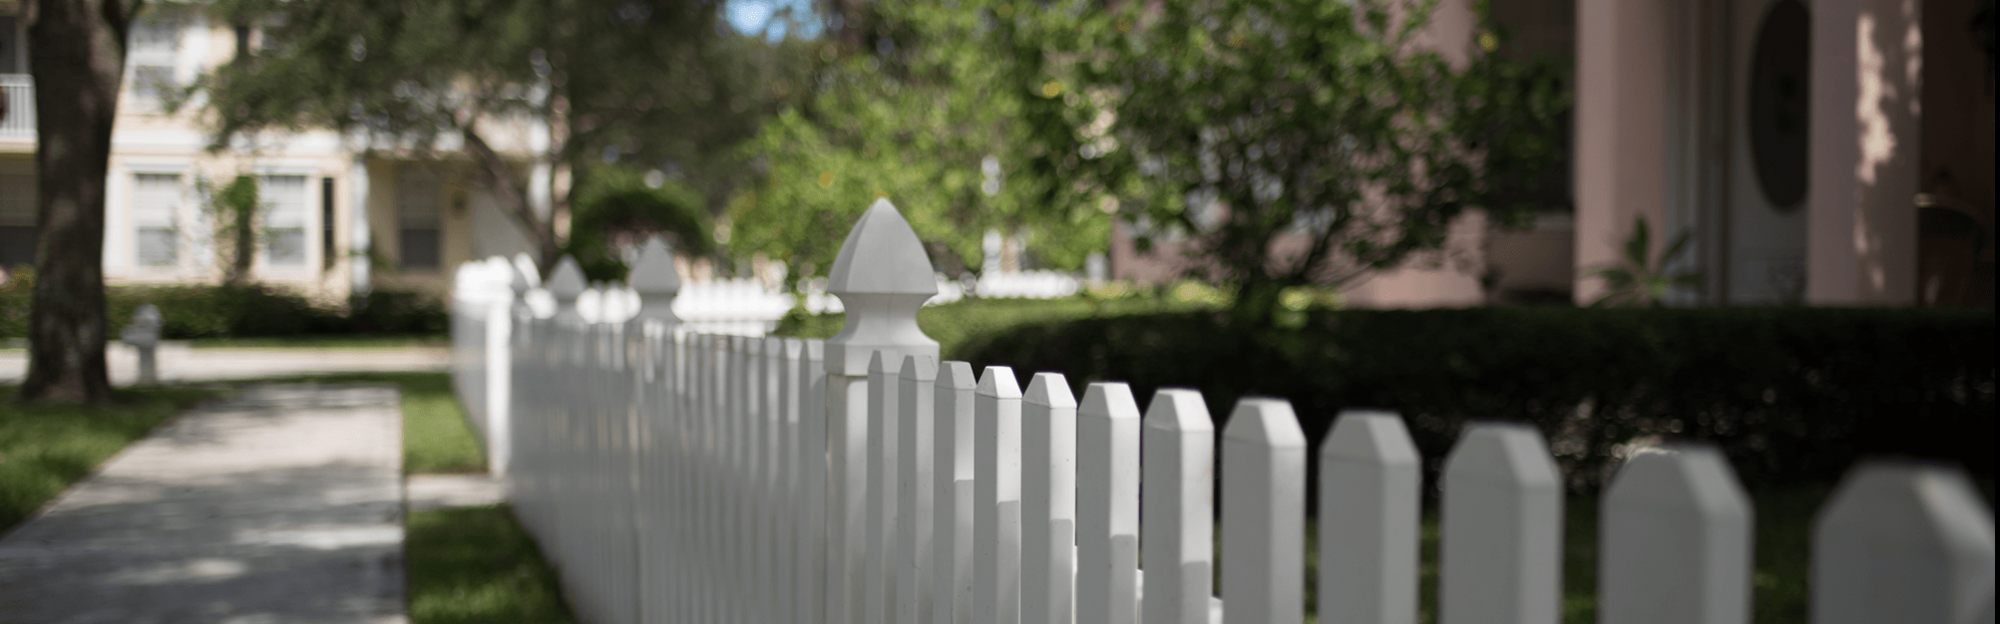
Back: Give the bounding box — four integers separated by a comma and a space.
957, 307, 1995, 493
0, 278, 447, 340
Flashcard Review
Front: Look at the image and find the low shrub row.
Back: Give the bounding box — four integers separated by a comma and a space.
0, 276, 447, 340
954, 307, 1995, 494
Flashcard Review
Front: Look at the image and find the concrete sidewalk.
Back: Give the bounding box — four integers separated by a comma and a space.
0, 384, 408, 624
0, 345, 450, 387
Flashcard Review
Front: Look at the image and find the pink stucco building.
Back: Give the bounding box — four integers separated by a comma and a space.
1110, 0, 1994, 308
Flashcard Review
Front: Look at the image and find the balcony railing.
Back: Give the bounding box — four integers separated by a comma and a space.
1, 74, 33, 142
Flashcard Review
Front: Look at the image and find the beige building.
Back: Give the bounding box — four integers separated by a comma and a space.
0, 4, 543, 302
1111, 0, 1994, 308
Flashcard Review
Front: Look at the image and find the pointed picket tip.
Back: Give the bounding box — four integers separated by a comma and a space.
512, 253, 542, 289
825, 198, 939, 297
1815, 460, 1995, 555
1079, 382, 1140, 422
546, 256, 587, 301
936, 361, 978, 390
1223, 397, 1307, 448
629, 238, 681, 295
763, 334, 787, 357
1143, 388, 1213, 433
975, 366, 1021, 399
900, 355, 938, 382
1024, 373, 1077, 409
1321, 409, 1420, 466
509, 261, 534, 294
803, 338, 824, 361
1604, 443, 1749, 520
784, 336, 806, 359
1443, 422, 1561, 489
869, 349, 892, 374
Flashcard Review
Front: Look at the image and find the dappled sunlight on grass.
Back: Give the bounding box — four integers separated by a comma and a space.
0, 385, 220, 534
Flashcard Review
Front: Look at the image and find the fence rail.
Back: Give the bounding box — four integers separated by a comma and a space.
454, 199, 1996, 624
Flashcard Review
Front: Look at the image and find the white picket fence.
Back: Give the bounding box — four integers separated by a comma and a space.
457, 199, 1996, 624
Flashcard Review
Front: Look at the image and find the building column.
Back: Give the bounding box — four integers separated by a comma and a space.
1806, 0, 1921, 305
1574, 0, 1675, 305
350, 155, 371, 297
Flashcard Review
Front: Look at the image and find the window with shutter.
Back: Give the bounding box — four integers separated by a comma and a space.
260, 175, 309, 267
133, 173, 181, 267
398, 171, 442, 271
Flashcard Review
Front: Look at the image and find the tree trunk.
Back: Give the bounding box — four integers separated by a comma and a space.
20, 0, 136, 403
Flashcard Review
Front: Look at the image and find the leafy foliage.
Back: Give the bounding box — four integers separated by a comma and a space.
562, 166, 714, 282
1588, 215, 1704, 307
199, 175, 260, 285
959, 306, 1996, 493
187, 0, 781, 267
1041, 0, 1570, 323
729, 0, 1113, 284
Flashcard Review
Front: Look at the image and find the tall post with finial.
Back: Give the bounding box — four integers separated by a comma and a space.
823, 198, 940, 624
536, 256, 587, 546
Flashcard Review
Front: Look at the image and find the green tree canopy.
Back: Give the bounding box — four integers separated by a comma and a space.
1045, 0, 1570, 323
185, 0, 790, 269
728, 0, 1112, 284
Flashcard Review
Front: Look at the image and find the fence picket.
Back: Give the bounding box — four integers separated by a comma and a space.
1022, 373, 1078, 624
975, 366, 1024, 624
797, 339, 829, 624
1142, 389, 1217, 624
1316, 409, 1421, 624
768, 335, 799, 624
1222, 398, 1307, 624
455, 203, 1994, 624
1440, 423, 1562, 624
933, 362, 980, 624
1077, 382, 1141, 624
1812, 461, 1996, 624
1599, 444, 1752, 624
898, 355, 940, 624
869, 351, 905, 624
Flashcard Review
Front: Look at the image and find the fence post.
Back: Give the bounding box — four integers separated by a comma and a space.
824, 198, 942, 624
500, 258, 536, 480
1221, 397, 1307, 624
1076, 382, 1141, 624
933, 361, 980, 624
1599, 443, 1753, 624
1813, 461, 1996, 624
974, 366, 1023, 624
543, 257, 587, 557
868, 351, 904, 624
898, 354, 940, 624
1439, 423, 1562, 624
1141, 388, 1216, 624
1022, 373, 1077, 624
1317, 409, 1421, 624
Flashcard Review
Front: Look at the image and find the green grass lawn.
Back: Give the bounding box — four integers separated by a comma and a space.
405, 504, 576, 624
0, 385, 221, 534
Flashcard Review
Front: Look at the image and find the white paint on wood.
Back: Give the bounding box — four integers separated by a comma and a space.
898, 355, 940, 624
1077, 382, 1141, 624
975, 366, 1024, 624
1440, 423, 1563, 624
822, 198, 940, 376
1221, 398, 1307, 624
934, 361, 980, 624
1141, 389, 1216, 624
868, 351, 905, 624
1318, 409, 1421, 624
1813, 461, 1996, 624
1021, 372, 1078, 624
1600, 443, 1753, 624
797, 339, 829, 624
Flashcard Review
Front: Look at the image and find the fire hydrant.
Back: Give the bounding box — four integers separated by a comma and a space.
120, 304, 162, 385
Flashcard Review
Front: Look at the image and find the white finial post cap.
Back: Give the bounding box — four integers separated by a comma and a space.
824, 197, 940, 375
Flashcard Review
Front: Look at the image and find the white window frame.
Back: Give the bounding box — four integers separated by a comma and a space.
125, 166, 191, 274
125, 9, 184, 112
255, 171, 317, 275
